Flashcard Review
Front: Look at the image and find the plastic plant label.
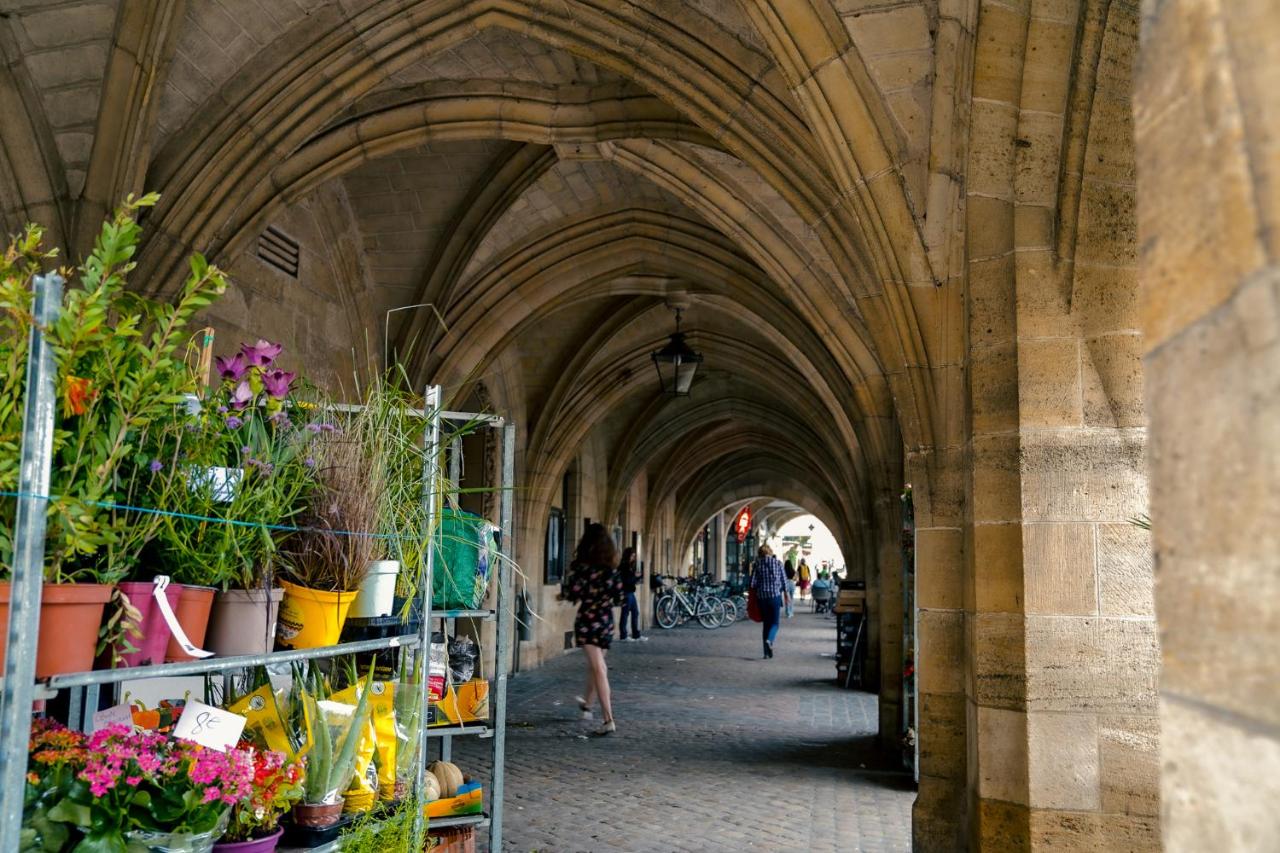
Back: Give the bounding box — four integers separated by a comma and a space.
173, 700, 247, 752
92, 703, 137, 732
151, 575, 214, 658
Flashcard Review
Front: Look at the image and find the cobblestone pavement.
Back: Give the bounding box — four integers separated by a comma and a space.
450, 610, 914, 852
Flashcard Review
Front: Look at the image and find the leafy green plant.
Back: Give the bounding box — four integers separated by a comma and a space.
340, 794, 426, 853
0, 195, 227, 583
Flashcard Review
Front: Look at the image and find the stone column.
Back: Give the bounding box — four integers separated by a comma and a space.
1137, 1, 1280, 848
962, 1, 1161, 848
911, 448, 968, 852
873, 490, 904, 747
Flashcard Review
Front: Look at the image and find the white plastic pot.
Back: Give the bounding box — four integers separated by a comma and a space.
350, 560, 400, 618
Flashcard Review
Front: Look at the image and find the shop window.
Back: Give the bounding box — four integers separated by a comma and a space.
546, 507, 566, 584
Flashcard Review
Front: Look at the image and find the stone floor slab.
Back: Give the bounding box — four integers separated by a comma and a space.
448, 611, 915, 852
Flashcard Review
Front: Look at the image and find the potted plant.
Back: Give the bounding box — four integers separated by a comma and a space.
0, 195, 227, 677
44, 723, 254, 852
275, 406, 384, 649
213, 749, 304, 853
150, 341, 318, 657
287, 667, 374, 829
22, 718, 87, 852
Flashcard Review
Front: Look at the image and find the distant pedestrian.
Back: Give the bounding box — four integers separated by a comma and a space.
618, 547, 647, 642
749, 544, 789, 659
783, 559, 797, 618
561, 523, 624, 734
797, 559, 812, 598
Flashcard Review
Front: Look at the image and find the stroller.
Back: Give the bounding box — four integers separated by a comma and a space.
811, 580, 835, 614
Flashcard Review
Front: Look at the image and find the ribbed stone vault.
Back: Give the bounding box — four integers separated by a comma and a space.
3, 1, 1232, 849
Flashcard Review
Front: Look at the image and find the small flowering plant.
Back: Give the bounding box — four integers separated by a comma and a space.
148, 340, 321, 590
23, 719, 87, 851
47, 724, 254, 848
222, 747, 305, 842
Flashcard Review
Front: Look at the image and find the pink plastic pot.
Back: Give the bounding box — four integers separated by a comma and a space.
212, 827, 283, 852
111, 580, 183, 667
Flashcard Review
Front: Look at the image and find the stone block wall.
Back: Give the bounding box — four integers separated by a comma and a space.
1137, 1, 1280, 849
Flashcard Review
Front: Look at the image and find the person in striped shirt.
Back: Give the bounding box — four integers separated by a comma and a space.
749, 544, 790, 659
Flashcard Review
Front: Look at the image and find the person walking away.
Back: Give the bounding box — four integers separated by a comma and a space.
797, 559, 812, 599
561, 523, 624, 734
617, 547, 647, 642
783, 559, 797, 618
749, 544, 789, 659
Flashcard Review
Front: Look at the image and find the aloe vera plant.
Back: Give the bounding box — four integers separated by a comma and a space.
302, 667, 375, 804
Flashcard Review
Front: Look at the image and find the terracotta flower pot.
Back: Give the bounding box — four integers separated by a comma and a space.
212, 827, 283, 853
108, 580, 182, 668
0, 582, 112, 678
291, 800, 345, 829
166, 584, 216, 662
205, 587, 284, 657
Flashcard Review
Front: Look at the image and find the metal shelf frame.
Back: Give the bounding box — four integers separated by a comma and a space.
0, 270, 514, 852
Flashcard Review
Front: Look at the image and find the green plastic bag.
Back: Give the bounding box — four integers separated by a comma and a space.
431, 511, 497, 609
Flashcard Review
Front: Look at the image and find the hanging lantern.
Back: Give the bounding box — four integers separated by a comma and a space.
650, 306, 703, 397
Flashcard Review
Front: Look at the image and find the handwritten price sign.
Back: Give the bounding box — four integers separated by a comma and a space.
173, 700, 247, 752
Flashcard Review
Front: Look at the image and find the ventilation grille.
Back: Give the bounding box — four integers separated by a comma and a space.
257, 226, 299, 278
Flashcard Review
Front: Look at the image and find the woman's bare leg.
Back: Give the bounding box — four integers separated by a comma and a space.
582, 670, 597, 709
584, 645, 613, 723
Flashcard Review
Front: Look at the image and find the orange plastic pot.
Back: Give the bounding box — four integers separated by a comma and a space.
165, 584, 216, 662
0, 582, 113, 678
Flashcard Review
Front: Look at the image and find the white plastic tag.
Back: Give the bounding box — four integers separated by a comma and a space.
173, 700, 246, 752
92, 703, 137, 732
152, 575, 214, 659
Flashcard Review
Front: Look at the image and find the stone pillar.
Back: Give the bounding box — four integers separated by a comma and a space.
961, 1, 1161, 847
1137, 1, 1280, 847
911, 448, 968, 852
873, 491, 903, 747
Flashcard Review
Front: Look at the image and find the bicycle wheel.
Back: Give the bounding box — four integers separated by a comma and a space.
656, 595, 681, 629
698, 598, 726, 629
720, 596, 739, 622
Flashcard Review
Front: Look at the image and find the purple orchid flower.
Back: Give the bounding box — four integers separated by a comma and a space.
215, 353, 249, 382
230, 379, 254, 410
261, 369, 296, 400
239, 339, 284, 368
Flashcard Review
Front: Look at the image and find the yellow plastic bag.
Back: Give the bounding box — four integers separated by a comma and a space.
369, 682, 397, 800
229, 684, 303, 759
331, 682, 378, 812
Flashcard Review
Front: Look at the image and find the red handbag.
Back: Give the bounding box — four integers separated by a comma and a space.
747, 589, 763, 622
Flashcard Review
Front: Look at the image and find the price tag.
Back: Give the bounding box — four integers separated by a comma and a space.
173, 700, 246, 752
92, 703, 137, 732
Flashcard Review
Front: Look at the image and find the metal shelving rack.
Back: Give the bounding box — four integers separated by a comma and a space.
0, 271, 514, 852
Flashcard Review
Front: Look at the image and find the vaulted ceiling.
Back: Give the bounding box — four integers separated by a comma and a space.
0, 0, 965, 563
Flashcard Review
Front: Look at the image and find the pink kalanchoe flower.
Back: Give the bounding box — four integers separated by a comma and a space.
261, 369, 296, 400
239, 339, 284, 368
215, 353, 250, 382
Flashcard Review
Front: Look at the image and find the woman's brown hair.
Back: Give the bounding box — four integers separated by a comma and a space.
574, 522, 620, 568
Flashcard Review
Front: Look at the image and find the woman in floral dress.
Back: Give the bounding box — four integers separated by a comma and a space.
562, 523, 624, 735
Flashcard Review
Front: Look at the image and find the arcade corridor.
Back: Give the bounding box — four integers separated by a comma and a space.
454, 615, 913, 853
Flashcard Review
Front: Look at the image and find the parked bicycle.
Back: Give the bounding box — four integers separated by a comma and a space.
654, 576, 727, 629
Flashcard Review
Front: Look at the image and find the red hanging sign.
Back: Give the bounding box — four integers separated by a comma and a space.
734, 506, 752, 542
